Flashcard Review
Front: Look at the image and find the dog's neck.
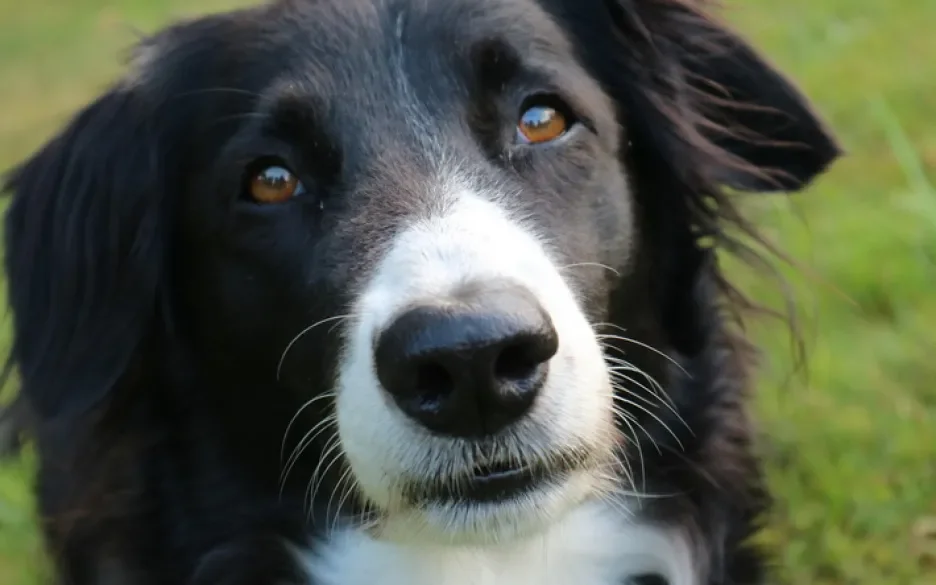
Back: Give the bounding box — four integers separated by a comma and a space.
300, 500, 697, 585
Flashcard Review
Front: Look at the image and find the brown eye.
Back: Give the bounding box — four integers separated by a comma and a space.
517, 104, 569, 144
249, 165, 304, 204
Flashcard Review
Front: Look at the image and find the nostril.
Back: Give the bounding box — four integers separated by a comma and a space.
493, 325, 558, 382
413, 361, 454, 407
494, 341, 544, 382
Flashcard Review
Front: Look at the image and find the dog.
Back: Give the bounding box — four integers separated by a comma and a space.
1, 0, 840, 583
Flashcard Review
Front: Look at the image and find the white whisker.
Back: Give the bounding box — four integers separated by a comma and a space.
335, 473, 363, 531
605, 363, 669, 409
276, 314, 355, 381
600, 345, 694, 437
594, 471, 683, 500
306, 434, 344, 521
610, 391, 685, 452
610, 401, 663, 457
600, 345, 678, 410
593, 324, 690, 376
280, 392, 337, 466
280, 411, 338, 496
558, 262, 621, 277
609, 405, 646, 493
606, 366, 691, 433
327, 465, 357, 534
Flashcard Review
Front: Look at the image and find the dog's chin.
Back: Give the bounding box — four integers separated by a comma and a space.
370, 468, 600, 546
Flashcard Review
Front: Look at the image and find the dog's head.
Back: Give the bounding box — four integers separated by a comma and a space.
4, 0, 838, 546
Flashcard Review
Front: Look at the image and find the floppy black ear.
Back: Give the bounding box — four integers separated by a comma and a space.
599, 0, 842, 192
3, 84, 170, 419
663, 5, 841, 192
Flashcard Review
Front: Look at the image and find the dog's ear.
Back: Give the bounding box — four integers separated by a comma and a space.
559, 0, 841, 193
3, 83, 170, 419
651, 2, 842, 192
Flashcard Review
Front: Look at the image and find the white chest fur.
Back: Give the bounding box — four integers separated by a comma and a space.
301, 502, 696, 585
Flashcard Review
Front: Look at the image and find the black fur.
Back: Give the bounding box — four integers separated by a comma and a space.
1, 0, 839, 583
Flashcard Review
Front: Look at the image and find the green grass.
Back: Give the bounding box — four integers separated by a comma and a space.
0, 0, 933, 583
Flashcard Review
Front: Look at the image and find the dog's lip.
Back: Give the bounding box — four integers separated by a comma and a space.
407, 454, 579, 505
460, 460, 549, 502
471, 459, 528, 479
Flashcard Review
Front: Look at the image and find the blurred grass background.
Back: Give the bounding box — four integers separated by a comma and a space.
0, 0, 934, 583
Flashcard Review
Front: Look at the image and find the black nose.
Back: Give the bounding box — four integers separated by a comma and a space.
374, 284, 559, 438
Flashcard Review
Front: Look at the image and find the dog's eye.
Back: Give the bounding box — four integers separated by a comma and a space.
516, 98, 572, 145
248, 165, 306, 204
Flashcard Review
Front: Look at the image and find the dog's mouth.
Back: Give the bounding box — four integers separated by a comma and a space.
458, 459, 551, 502
404, 449, 586, 505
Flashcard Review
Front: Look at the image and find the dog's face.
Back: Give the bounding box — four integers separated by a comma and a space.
176, 0, 632, 543
4, 0, 839, 548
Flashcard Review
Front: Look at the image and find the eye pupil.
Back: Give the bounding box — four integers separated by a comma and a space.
517, 103, 568, 144
249, 165, 301, 203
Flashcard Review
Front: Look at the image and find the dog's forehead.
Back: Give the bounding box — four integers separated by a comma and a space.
283, 0, 568, 45
273, 0, 575, 80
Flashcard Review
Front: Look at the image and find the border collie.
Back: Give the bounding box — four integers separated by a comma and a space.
1, 0, 840, 583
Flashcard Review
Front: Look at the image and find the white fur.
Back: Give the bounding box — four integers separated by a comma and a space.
324, 179, 694, 584
335, 179, 616, 539
301, 501, 697, 585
